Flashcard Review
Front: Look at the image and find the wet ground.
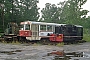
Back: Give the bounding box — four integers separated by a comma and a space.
0, 42, 90, 60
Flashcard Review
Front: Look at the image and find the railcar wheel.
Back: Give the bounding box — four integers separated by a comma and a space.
18, 37, 27, 43
40, 38, 50, 45
19, 37, 23, 43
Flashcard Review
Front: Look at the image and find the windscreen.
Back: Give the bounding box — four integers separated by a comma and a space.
20, 24, 30, 30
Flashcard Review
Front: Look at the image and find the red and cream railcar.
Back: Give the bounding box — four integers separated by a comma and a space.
19, 21, 65, 42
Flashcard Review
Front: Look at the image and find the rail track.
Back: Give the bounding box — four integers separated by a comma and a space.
0, 37, 86, 45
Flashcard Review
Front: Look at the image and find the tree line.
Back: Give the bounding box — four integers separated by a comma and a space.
0, 0, 90, 32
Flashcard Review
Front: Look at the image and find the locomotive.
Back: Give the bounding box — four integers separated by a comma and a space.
2, 22, 19, 42
2, 21, 83, 43
50, 25, 83, 42
19, 21, 83, 43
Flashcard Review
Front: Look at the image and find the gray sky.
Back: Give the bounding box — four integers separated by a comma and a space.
38, 0, 90, 16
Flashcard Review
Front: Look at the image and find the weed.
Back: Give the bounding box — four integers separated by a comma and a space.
56, 42, 64, 47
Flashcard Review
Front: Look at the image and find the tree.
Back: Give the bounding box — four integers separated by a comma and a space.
0, 0, 5, 32
19, 0, 39, 21
59, 0, 89, 25
83, 16, 90, 28
0, 0, 40, 32
40, 3, 59, 23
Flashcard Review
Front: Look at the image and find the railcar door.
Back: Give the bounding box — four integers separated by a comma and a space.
31, 24, 39, 40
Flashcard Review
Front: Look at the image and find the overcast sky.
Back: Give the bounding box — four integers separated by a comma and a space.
38, 0, 90, 16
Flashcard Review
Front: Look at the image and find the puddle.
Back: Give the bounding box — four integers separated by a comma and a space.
47, 51, 64, 56
0, 50, 22, 55
10, 47, 17, 49
0, 51, 15, 55
15, 50, 22, 52
47, 51, 90, 60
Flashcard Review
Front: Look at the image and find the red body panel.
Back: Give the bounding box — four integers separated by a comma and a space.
49, 34, 63, 42
19, 30, 32, 37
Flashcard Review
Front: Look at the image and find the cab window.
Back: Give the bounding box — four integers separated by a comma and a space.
25, 24, 30, 30
20, 24, 30, 30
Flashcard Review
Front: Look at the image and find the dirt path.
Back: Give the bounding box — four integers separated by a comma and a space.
0, 42, 90, 60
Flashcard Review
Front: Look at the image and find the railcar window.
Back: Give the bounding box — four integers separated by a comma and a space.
47, 25, 52, 31
77, 27, 82, 35
25, 24, 30, 30
20, 24, 30, 30
40, 25, 46, 31
72, 26, 76, 32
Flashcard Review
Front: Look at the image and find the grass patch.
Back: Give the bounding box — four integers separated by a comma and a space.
56, 42, 64, 47
2, 41, 21, 45
11, 41, 21, 45
83, 34, 90, 42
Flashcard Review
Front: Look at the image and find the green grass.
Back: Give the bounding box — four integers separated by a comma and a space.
56, 42, 64, 47
83, 34, 90, 42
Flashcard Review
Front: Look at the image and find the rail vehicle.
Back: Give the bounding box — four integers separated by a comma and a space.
2, 21, 83, 43
50, 24, 83, 42
3, 22, 19, 42
19, 21, 83, 42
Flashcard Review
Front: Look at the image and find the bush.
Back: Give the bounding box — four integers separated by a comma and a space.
83, 28, 90, 42
83, 34, 90, 42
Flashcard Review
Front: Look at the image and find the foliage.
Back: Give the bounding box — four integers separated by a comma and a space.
83, 34, 90, 42
19, 0, 39, 22
40, 0, 89, 26
83, 28, 90, 42
83, 16, 90, 28
59, 0, 88, 25
0, 0, 39, 32
56, 42, 64, 47
40, 3, 59, 23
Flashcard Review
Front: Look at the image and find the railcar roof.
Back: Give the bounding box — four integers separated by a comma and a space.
75, 25, 83, 27
21, 21, 66, 26
20, 21, 83, 27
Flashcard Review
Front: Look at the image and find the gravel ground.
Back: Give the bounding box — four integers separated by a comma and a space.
0, 42, 90, 60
